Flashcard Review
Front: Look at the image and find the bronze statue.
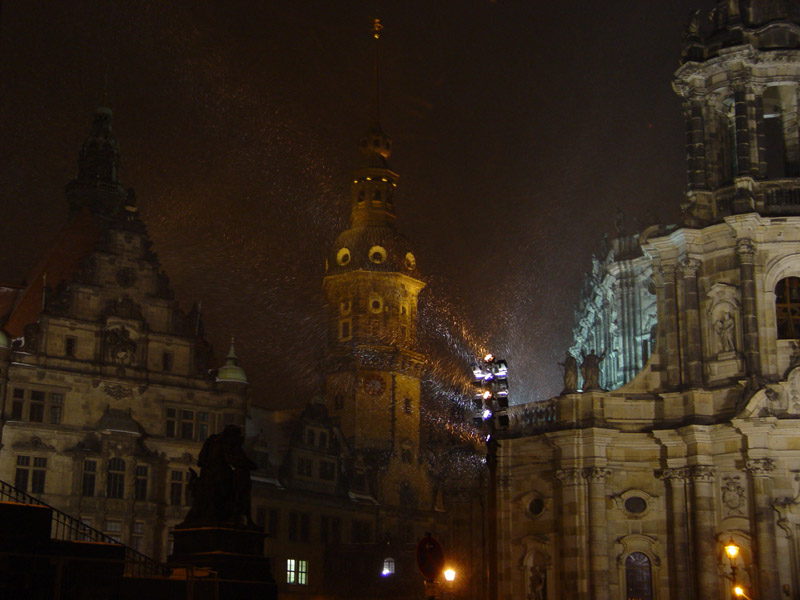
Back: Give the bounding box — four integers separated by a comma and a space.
185, 424, 256, 526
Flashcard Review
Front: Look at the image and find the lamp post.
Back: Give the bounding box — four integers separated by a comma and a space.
443, 568, 456, 600
471, 354, 509, 600
724, 539, 744, 600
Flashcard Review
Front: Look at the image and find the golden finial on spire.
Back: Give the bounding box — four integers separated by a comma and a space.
372, 17, 383, 39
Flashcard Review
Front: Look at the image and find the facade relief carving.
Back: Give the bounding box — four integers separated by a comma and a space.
104, 326, 137, 365
745, 458, 775, 476
103, 384, 134, 401
721, 473, 747, 515
690, 464, 716, 483
555, 468, 583, 486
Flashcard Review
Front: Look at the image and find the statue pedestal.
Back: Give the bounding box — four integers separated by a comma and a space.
169, 523, 276, 598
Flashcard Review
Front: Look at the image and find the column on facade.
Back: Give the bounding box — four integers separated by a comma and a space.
686, 98, 708, 189
737, 239, 761, 377
745, 458, 781, 600
681, 258, 704, 387
690, 465, 718, 600
734, 86, 752, 176
658, 468, 693, 600
658, 265, 681, 388
584, 467, 611, 600
555, 468, 587, 598
754, 87, 768, 179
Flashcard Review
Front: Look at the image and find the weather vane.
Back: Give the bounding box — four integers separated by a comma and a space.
372, 17, 383, 39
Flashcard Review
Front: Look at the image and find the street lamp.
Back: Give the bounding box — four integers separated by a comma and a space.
724, 539, 745, 600
471, 354, 509, 600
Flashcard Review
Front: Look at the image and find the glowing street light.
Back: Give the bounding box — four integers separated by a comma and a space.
444, 568, 456, 582
725, 541, 740, 560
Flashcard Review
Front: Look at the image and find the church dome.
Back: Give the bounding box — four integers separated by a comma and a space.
216, 339, 248, 385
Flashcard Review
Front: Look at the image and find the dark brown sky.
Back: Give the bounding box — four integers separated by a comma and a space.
0, 1, 712, 409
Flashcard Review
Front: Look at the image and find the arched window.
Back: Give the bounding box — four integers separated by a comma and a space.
106, 458, 125, 499
625, 552, 653, 600
775, 277, 800, 338
382, 557, 395, 576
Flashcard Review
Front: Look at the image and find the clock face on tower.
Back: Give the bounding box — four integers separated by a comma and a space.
363, 374, 386, 396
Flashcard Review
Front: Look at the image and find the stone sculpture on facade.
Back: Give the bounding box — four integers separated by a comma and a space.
559, 352, 578, 394
580, 349, 605, 391
715, 311, 736, 353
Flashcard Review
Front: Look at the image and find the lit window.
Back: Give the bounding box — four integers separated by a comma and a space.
382, 557, 395, 576
287, 559, 308, 585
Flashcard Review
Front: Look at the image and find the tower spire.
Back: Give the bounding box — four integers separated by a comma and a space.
372, 17, 384, 130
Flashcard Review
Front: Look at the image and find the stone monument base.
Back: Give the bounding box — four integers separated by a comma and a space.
169, 523, 276, 599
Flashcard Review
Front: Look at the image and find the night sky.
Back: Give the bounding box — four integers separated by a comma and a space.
0, 1, 713, 410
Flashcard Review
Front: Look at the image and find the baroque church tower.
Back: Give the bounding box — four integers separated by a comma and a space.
323, 21, 429, 509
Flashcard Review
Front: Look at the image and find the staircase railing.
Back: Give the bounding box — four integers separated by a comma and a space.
0, 479, 167, 577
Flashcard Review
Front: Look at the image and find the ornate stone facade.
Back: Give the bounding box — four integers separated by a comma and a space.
569, 228, 658, 391
500, 4, 800, 599
0, 108, 248, 561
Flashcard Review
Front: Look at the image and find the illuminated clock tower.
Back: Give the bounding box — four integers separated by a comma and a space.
323, 20, 429, 508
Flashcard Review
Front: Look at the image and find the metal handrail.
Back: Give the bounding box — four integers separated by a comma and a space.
0, 479, 167, 577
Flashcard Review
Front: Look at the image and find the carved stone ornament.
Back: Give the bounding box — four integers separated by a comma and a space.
657, 467, 689, 482
736, 238, 755, 261
104, 327, 137, 364
583, 467, 612, 483
11, 436, 56, 452
745, 458, 775, 476
556, 468, 583, 485
721, 474, 746, 513
690, 465, 716, 482
679, 257, 702, 275
104, 384, 133, 401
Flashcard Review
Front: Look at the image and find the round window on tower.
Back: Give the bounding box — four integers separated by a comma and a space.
336, 248, 351, 266
405, 252, 416, 271
370, 295, 383, 314
369, 246, 387, 264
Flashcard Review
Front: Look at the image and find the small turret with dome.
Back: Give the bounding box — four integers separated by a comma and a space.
216, 338, 248, 386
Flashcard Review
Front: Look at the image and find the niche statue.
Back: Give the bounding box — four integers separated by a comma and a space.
184, 424, 257, 526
